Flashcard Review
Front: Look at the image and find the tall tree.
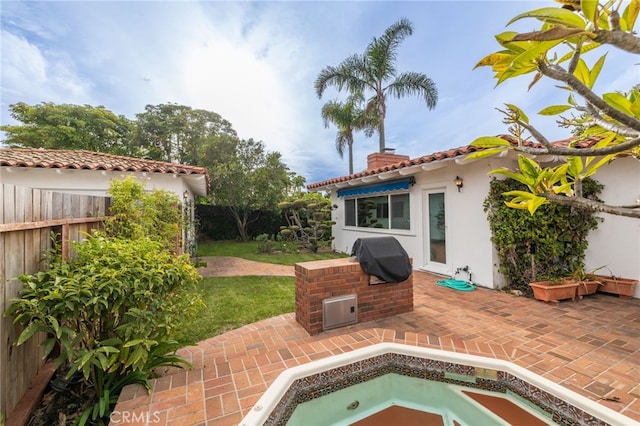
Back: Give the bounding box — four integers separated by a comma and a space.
315, 18, 438, 153
132, 103, 236, 163
1, 102, 134, 154
469, 1, 640, 219
321, 96, 375, 174
206, 137, 293, 241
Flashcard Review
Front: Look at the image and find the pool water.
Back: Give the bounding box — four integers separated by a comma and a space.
287, 373, 553, 425
241, 343, 636, 426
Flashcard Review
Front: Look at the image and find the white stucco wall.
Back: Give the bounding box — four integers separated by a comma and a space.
584, 156, 640, 298
328, 153, 640, 296
330, 157, 506, 289
0, 167, 196, 200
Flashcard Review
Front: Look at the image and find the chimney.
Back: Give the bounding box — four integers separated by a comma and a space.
367, 148, 410, 170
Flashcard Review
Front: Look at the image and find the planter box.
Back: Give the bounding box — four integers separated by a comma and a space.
572, 280, 601, 297
529, 281, 579, 303
592, 275, 638, 299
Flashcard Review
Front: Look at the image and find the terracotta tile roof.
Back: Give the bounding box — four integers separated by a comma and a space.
307, 135, 596, 190
0, 148, 210, 190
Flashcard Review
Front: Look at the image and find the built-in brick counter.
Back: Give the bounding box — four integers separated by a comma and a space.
295, 257, 413, 335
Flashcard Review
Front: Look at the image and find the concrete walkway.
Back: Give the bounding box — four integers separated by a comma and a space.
196, 256, 294, 278
113, 259, 640, 425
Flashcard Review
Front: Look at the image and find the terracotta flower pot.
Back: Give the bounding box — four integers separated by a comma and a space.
592, 275, 638, 299
572, 280, 601, 297
529, 281, 579, 303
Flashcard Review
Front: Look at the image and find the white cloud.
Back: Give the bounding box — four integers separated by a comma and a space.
1, 0, 636, 184
0, 30, 90, 115
1, 30, 47, 84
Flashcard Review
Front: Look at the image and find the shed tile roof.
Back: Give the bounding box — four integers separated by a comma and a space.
0, 148, 210, 190
307, 135, 593, 190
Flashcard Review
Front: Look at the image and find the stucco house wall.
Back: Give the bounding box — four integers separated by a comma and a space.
313, 147, 639, 297
329, 156, 507, 289
584, 156, 640, 291
1, 167, 204, 200
0, 149, 210, 217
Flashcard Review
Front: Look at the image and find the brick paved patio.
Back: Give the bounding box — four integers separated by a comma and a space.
113, 265, 640, 425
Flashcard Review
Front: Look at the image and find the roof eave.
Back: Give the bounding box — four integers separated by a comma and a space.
309, 155, 462, 192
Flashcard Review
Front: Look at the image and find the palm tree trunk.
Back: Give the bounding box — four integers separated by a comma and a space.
377, 95, 386, 152
348, 141, 354, 174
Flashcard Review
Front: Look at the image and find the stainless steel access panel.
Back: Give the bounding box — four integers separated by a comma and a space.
322, 294, 357, 330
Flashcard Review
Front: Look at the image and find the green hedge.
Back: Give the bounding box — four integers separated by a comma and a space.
484, 177, 603, 294
195, 204, 283, 240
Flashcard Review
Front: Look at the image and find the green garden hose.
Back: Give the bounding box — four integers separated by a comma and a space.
436, 279, 476, 291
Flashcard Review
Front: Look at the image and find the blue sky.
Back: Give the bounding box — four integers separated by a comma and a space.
1, 1, 636, 185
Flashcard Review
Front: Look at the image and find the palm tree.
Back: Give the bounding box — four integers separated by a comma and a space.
321, 96, 375, 174
315, 18, 438, 153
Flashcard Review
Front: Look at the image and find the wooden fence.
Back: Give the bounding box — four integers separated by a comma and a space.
0, 184, 110, 421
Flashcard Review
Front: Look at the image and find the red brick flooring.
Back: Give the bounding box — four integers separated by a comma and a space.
112, 263, 640, 425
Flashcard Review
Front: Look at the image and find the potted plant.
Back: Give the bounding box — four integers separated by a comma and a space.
526, 249, 580, 303
591, 268, 638, 299
529, 277, 580, 303
566, 265, 603, 298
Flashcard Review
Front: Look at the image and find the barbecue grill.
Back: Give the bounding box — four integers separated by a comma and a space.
351, 236, 412, 283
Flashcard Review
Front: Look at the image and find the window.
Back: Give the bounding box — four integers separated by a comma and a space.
345, 199, 356, 226
345, 193, 410, 230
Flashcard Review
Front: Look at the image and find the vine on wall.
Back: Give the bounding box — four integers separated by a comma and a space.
484, 177, 603, 294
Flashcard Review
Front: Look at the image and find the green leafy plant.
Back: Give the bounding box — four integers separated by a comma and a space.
104, 176, 182, 252
468, 1, 639, 219
484, 177, 603, 294
5, 234, 203, 425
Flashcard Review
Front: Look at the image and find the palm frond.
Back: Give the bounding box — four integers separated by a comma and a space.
314, 54, 369, 98
335, 133, 349, 157
379, 17, 413, 59
385, 72, 438, 109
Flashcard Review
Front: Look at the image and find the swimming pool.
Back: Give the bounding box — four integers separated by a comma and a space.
240, 343, 636, 426
288, 372, 552, 425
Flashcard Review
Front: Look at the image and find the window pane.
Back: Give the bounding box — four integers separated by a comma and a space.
357, 196, 388, 228
390, 193, 410, 230
345, 199, 356, 226
429, 192, 446, 263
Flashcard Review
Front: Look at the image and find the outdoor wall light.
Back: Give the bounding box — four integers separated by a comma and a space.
454, 176, 463, 192
183, 190, 189, 200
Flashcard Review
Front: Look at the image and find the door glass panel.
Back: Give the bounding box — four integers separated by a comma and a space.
428, 192, 446, 263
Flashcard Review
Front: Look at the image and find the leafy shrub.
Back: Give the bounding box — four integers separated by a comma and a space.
6, 233, 203, 424
255, 233, 277, 253
105, 176, 182, 252
484, 177, 602, 294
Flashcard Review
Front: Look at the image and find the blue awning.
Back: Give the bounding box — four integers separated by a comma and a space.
337, 177, 414, 198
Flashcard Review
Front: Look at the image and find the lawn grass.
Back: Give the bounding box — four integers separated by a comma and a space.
195, 239, 347, 265
176, 239, 348, 344
176, 275, 295, 345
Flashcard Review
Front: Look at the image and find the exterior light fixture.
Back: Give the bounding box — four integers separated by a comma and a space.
454, 176, 463, 192
183, 190, 189, 200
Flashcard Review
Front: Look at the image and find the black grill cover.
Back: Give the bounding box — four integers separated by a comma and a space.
351, 237, 412, 283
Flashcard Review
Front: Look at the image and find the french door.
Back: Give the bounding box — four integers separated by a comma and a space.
423, 189, 449, 274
